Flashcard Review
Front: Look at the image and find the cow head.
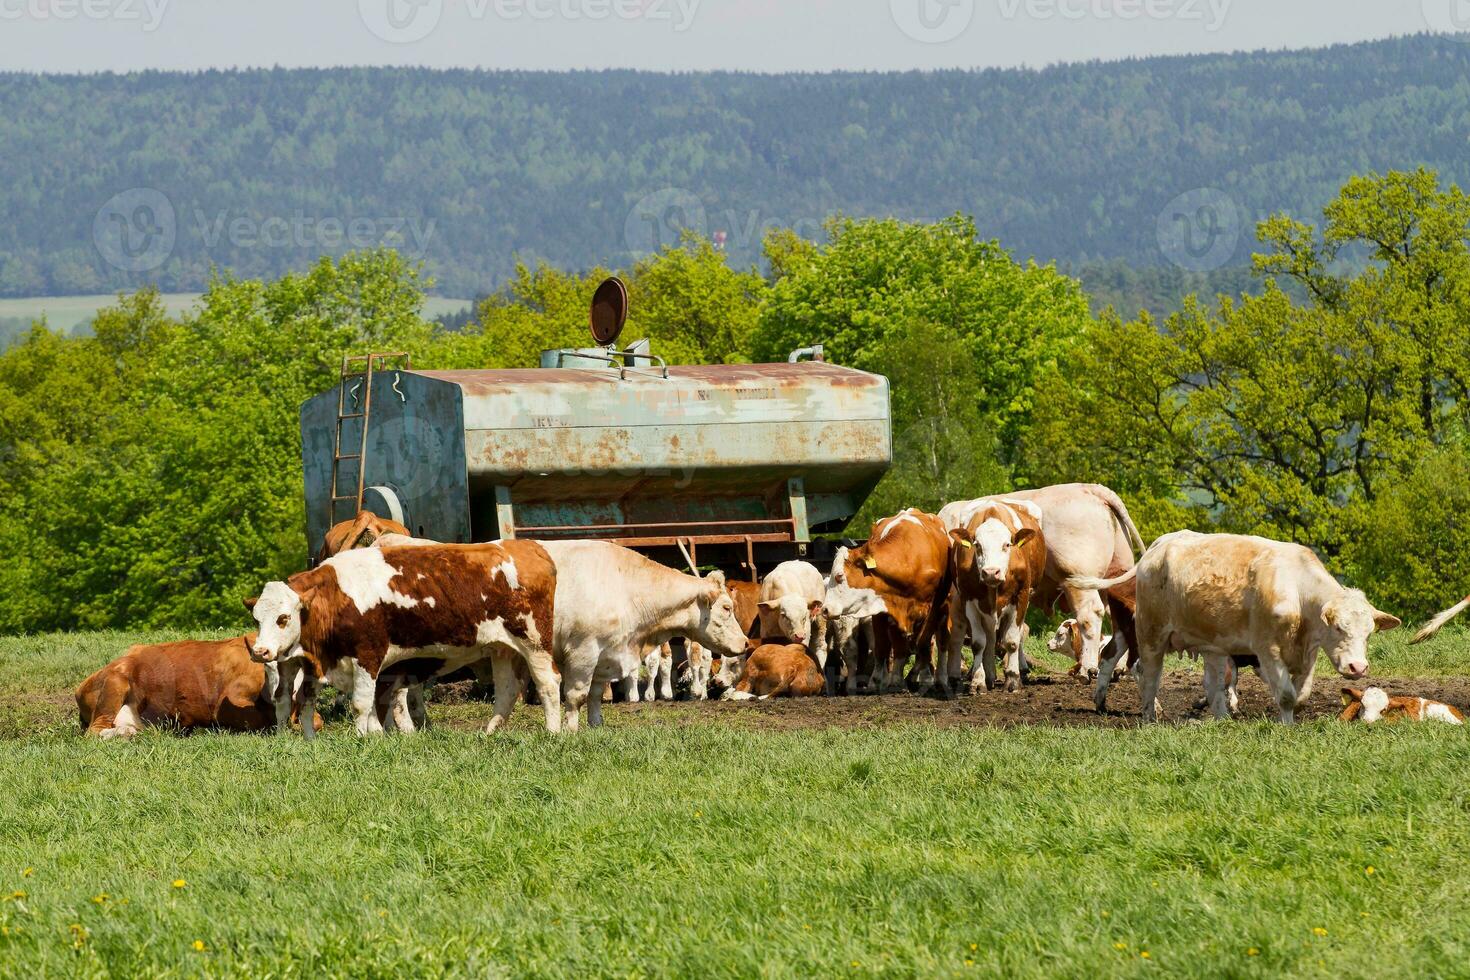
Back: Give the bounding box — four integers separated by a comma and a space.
822, 547, 886, 621
1047, 619, 1080, 657
957, 517, 1034, 587
691, 570, 748, 657
245, 581, 309, 664
1318, 591, 1400, 680
757, 595, 823, 645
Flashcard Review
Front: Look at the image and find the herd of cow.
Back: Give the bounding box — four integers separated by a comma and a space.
76, 482, 1470, 738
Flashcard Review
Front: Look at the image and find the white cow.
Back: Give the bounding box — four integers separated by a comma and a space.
537, 541, 748, 731
757, 560, 828, 670
1071, 531, 1400, 724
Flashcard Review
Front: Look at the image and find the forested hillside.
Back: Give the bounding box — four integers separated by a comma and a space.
3, 34, 1469, 299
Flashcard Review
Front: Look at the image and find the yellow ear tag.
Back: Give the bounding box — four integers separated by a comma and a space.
1341, 692, 1352, 706
863, 556, 878, 569
959, 539, 973, 549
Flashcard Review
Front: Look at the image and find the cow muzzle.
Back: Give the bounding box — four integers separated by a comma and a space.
1340, 661, 1369, 681
980, 567, 1005, 586
250, 645, 278, 664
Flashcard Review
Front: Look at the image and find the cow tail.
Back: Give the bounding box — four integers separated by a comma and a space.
1094, 486, 1147, 557
1411, 593, 1470, 645
1065, 566, 1138, 593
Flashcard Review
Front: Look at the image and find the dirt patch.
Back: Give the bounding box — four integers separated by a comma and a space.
574, 671, 1470, 732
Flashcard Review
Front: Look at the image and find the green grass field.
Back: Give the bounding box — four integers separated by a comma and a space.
3, 628, 1469, 976
0, 294, 472, 335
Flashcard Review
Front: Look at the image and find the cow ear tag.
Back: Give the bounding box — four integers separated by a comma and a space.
863, 557, 878, 569
959, 539, 973, 549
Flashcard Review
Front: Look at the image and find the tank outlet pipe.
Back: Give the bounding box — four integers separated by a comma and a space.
788, 344, 825, 363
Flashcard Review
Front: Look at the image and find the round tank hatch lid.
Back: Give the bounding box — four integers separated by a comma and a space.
589, 276, 629, 347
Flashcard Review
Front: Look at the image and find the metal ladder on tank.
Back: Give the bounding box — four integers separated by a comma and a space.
329, 352, 411, 529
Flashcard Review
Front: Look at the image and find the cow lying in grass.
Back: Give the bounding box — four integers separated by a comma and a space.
1340, 687, 1464, 725
724, 643, 825, 700
247, 540, 561, 736
76, 635, 317, 738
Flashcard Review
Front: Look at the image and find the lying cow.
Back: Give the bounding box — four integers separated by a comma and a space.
247, 540, 562, 735
724, 643, 826, 700
75, 635, 317, 738
823, 509, 952, 694
1071, 531, 1400, 724
942, 498, 1046, 695
1340, 687, 1464, 725
535, 540, 749, 730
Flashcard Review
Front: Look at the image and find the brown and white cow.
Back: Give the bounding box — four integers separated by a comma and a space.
1339, 687, 1464, 725
1071, 531, 1401, 724
821, 508, 952, 694
962, 485, 1144, 682
535, 540, 749, 730
75, 635, 318, 738
942, 499, 1047, 695
247, 540, 561, 735
724, 643, 826, 700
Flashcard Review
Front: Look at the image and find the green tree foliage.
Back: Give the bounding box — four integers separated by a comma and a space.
1023, 170, 1470, 614
4, 35, 1470, 298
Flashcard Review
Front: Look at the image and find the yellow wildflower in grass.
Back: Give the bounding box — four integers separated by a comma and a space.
193, 940, 205, 952
1312, 927, 1327, 937
694, 811, 702, 818
9, 891, 25, 901
1140, 951, 1151, 959
1113, 942, 1127, 951
1247, 948, 1259, 956
969, 943, 977, 951
20, 869, 33, 878
172, 879, 187, 889
965, 959, 974, 967
91, 894, 108, 905
1365, 866, 1375, 876
69, 923, 87, 948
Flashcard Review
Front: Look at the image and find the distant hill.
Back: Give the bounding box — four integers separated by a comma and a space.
3, 34, 1468, 299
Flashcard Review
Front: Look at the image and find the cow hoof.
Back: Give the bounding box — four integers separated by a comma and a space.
930, 685, 955, 702
1004, 674, 1022, 693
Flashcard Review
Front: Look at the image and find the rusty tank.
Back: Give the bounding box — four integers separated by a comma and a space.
300, 282, 892, 574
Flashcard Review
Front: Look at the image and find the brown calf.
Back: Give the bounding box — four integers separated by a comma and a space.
1340, 687, 1464, 725
317, 510, 411, 564
75, 635, 318, 738
727, 643, 826, 699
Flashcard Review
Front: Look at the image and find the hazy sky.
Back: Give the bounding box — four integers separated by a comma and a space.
0, 0, 1459, 73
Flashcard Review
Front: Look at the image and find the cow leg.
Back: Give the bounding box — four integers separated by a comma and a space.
1202, 655, 1233, 719
587, 677, 609, 728
349, 661, 384, 735
1290, 660, 1315, 718
1092, 634, 1129, 713
485, 655, 520, 734
407, 683, 428, 731
1255, 654, 1297, 724
657, 647, 673, 701
271, 658, 298, 733
998, 606, 1024, 693
621, 673, 641, 704
1136, 641, 1166, 723
390, 683, 417, 734
1226, 661, 1241, 714
974, 606, 999, 693
1065, 587, 1108, 681
297, 673, 320, 741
